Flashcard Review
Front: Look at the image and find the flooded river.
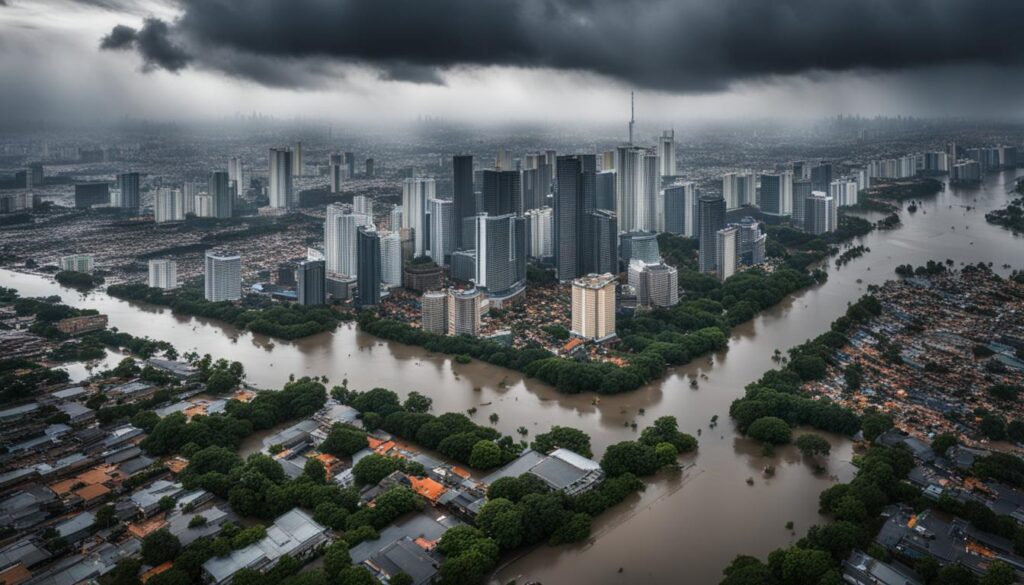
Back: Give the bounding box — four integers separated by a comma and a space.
2, 169, 1021, 584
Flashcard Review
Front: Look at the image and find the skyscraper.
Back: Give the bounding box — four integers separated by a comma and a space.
522, 155, 552, 213
596, 170, 616, 211
204, 250, 241, 302
805, 192, 837, 235
325, 203, 371, 277
791, 179, 812, 231
829, 179, 859, 207
148, 259, 177, 290
356, 226, 381, 307
697, 195, 726, 274
615, 146, 658, 233
448, 288, 482, 337
495, 149, 513, 171
389, 206, 403, 232
380, 232, 403, 287
474, 213, 526, 301
586, 209, 619, 275
811, 163, 833, 192
658, 130, 677, 177
421, 291, 448, 335
737, 217, 767, 266
619, 231, 661, 267
344, 152, 356, 178
210, 171, 232, 219
365, 158, 375, 178
628, 261, 679, 308
428, 198, 455, 265
117, 172, 140, 211
715, 226, 739, 281
571, 273, 617, 341
268, 148, 294, 209
525, 207, 554, 259
297, 260, 326, 306
481, 170, 522, 216
402, 177, 435, 257
353, 195, 371, 216
554, 155, 596, 281
663, 181, 697, 236
329, 162, 346, 193
293, 142, 303, 177
228, 157, 244, 197
453, 155, 475, 250
154, 188, 184, 223
60, 254, 94, 273
758, 173, 783, 215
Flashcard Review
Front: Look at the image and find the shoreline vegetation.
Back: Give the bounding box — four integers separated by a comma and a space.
76, 217, 874, 396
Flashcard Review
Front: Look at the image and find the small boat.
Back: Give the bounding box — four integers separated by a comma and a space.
746, 477, 754, 485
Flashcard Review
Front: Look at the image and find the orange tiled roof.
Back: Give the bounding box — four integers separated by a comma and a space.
128, 514, 168, 539
414, 536, 437, 551
0, 563, 30, 585
164, 457, 189, 474
563, 338, 584, 352
449, 466, 471, 479
141, 562, 173, 583
408, 476, 447, 502
232, 390, 256, 403
73, 483, 110, 503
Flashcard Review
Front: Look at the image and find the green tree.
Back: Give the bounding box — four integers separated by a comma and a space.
721, 555, 778, 585
600, 441, 660, 477
323, 540, 351, 580
531, 426, 593, 457
746, 417, 792, 445
980, 561, 1015, 585
936, 565, 979, 585
931, 433, 958, 457
476, 498, 523, 549
638, 416, 698, 453
319, 424, 368, 457
140, 529, 180, 565
389, 573, 413, 585
402, 391, 432, 413
794, 434, 831, 458
468, 440, 503, 469
860, 411, 894, 441
303, 458, 327, 483
95, 504, 118, 529
843, 363, 863, 392
654, 442, 679, 467
352, 454, 398, 485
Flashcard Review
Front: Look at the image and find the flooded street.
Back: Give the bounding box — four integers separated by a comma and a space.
2, 170, 1021, 584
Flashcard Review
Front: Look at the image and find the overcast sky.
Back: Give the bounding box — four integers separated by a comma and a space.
2, 0, 1024, 125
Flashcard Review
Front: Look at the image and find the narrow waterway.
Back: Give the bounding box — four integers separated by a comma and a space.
2, 169, 1020, 584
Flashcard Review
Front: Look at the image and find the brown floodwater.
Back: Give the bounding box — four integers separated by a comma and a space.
2, 169, 1021, 584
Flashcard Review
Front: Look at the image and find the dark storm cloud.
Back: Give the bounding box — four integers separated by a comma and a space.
103, 0, 1024, 90
100, 17, 191, 73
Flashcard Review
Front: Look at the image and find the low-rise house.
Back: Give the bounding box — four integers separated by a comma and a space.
130, 480, 185, 517
201, 508, 330, 585
842, 549, 923, 585
54, 511, 96, 544
482, 448, 604, 497
57, 402, 94, 425
0, 486, 56, 531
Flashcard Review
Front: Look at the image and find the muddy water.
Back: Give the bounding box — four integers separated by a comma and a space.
2, 169, 1021, 584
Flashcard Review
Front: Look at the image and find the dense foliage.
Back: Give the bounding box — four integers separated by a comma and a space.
55, 270, 105, 290
107, 282, 350, 340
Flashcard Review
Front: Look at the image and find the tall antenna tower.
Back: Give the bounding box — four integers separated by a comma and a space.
628, 91, 635, 145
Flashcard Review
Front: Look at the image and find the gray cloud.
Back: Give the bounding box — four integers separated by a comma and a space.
100, 17, 191, 73
100, 0, 1024, 92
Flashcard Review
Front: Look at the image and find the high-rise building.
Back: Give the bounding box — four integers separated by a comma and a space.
293, 141, 303, 177
210, 171, 232, 219
453, 155, 475, 250
204, 250, 241, 302
154, 188, 184, 223
60, 254, 94, 273
401, 177, 435, 257
183, 182, 198, 215
268, 148, 294, 208
148, 259, 177, 290
554, 155, 597, 281
722, 172, 755, 210
449, 250, 477, 283
117, 172, 140, 211
474, 213, 526, 301
356, 226, 381, 307
697, 195, 726, 274
596, 170, 616, 211
428, 198, 455, 265
810, 163, 833, 192
74, 182, 110, 209
324, 204, 371, 277
344, 152, 356, 179
194, 195, 214, 218
657, 130, 677, 177
389, 205, 403, 232
329, 162, 347, 193
758, 173, 785, 216
619, 231, 660, 267
297, 260, 326, 306
421, 290, 448, 335
448, 288, 482, 337
380, 232, 403, 287
495, 149, 514, 172
586, 210, 619, 275
663, 181, 697, 236
628, 261, 679, 308
791, 179, 812, 231
715, 226, 739, 281
522, 157, 552, 213
615, 146, 658, 233
737, 217, 767, 266
353, 195, 371, 216
805, 192, 837, 235
525, 207, 554, 259
571, 273, 617, 341
228, 157, 244, 196
365, 158, 375, 178
829, 179, 859, 208
481, 170, 522, 216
